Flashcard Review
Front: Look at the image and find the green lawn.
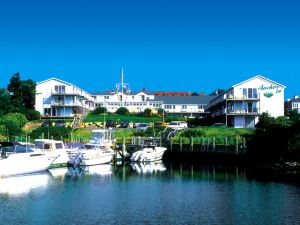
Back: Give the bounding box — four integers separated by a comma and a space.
84, 113, 164, 123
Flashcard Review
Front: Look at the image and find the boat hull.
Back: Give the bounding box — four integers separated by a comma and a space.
130, 147, 167, 162
0, 153, 56, 177
69, 151, 115, 166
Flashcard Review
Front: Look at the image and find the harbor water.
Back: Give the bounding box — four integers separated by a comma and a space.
0, 163, 299, 225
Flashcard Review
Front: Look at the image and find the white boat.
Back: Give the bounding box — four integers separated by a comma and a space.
68, 129, 115, 166
32, 139, 70, 166
0, 145, 57, 177
130, 138, 167, 162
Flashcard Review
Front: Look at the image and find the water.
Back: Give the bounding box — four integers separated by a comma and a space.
0, 163, 299, 225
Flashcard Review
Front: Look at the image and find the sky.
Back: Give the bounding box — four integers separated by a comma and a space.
0, 0, 299, 97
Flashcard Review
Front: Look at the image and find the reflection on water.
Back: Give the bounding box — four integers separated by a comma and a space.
65, 164, 113, 177
0, 163, 299, 225
0, 172, 49, 196
130, 161, 166, 174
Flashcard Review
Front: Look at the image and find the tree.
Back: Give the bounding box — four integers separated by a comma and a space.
143, 108, 152, 117
0, 113, 28, 137
209, 89, 226, 96
191, 92, 199, 96
21, 79, 36, 109
157, 108, 165, 117
92, 106, 107, 114
0, 89, 12, 116
115, 107, 129, 115
7, 72, 22, 112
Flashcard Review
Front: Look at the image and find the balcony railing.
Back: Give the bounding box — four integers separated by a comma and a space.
226, 94, 260, 101
227, 108, 259, 115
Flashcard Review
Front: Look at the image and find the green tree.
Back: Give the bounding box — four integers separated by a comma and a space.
0, 89, 12, 116
143, 108, 152, 117
157, 108, 165, 117
21, 79, 36, 109
0, 113, 27, 137
191, 92, 199, 96
31, 126, 71, 140
115, 107, 129, 115
7, 72, 22, 112
92, 106, 107, 114
209, 89, 226, 96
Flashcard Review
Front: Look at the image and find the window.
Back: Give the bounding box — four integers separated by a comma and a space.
182, 105, 187, 109
132, 96, 135, 99
173, 105, 175, 109
248, 88, 253, 98
104, 96, 109, 100
54, 85, 66, 94
55, 143, 63, 149
198, 105, 204, 109
243, 88, 247, 98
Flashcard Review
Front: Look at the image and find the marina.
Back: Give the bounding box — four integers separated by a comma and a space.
0, 163, 299, 225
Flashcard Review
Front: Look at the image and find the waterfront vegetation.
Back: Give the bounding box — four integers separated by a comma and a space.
84, 112, 185, 123
171, 127, 254, 144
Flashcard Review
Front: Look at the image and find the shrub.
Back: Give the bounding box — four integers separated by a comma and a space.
25, 109, 41, 121
0, 113, 28, 137
31, 126, 71, 140
92, 107, 107, 114
115, 107, 129, 115
143, 108, 152, 117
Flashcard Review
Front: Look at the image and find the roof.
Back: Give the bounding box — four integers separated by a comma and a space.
153, 96, 214, 105
207, 75, 286, 105
291, 98, 300, 103
37, 77, 92, 96
232, 75, 286, 88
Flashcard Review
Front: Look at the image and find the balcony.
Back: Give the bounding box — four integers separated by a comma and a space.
227, 108, 259, 115
51, 101, 85, 107
226, 94, 260, 101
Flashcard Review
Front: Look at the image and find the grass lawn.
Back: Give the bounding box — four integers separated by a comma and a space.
71, 128, 136, 140
84, 113, 164, 123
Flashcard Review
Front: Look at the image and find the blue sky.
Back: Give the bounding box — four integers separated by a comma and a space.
0, 0, 299, 97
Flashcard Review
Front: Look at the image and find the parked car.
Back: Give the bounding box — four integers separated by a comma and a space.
119, 121, 129, 128
41, 120, 51, 127
55, 120, 65, 127
211, 123, 227, 127
105, 120, 116, 128
167, 121, 188, 130
135, 123, 150, 131
154, 121, 168, 127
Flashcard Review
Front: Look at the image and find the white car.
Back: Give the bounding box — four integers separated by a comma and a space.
167, 121, 188, 130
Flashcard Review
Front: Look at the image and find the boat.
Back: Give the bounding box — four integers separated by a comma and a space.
130, 138, 167, 162
0, 143, 57, 177
68, 129, 115, 166
32, 139, 70, 167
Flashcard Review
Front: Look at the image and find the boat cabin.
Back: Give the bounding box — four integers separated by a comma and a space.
34, 139, 65, 150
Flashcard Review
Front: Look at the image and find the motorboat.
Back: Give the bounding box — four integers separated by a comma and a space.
68, 129, 115, 167
32, 139, 70, 167
0, 143, 57, 177
130, 138, 167, 162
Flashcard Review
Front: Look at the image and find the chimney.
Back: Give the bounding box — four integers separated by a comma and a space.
287, 98, 291, 102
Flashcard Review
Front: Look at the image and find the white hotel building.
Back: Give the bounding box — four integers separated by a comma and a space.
35, 78, 95, 117
206, 75, 285, 128
35, 78, 212, 118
